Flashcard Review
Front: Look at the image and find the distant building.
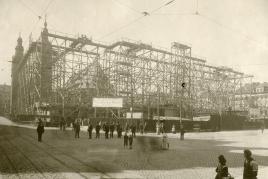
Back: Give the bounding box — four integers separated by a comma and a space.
235, 82, 268, 119
0, 84, 11, 116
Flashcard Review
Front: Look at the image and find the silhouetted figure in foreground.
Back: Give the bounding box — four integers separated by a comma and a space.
37, 120, 45, 142
243, 149, 258, 179
215, 155, 229, 179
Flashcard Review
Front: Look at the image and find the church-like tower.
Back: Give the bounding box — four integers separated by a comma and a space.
11, 35, 24, 118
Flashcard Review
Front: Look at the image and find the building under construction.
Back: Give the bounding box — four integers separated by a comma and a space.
10, 22, 253, 126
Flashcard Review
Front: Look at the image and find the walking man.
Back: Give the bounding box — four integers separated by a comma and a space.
132, 124, 136, 137
261, 120, 265, 134
87, 122, 93, 139
123, 132, 129, 148
37, 119, 45, 142
243, 149, 258, 179
117, 123, 122, 138
95, 122, 101, 139
128, 133, 133, 149
180, 125, 185, 140
104, 122, 109, 139
110, 122, 115, 138
75, 119, 80, 138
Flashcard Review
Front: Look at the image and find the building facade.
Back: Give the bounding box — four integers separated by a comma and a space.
235, 82, 268, 119
0, 84, 11, 116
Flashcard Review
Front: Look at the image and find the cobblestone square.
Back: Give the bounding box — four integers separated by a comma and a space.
0, 117, 268, 179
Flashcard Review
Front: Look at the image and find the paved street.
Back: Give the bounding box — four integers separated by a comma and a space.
0, 116, 268, 179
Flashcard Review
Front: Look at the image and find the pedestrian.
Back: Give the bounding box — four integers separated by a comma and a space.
133, 124, 136, 137
161, 122, 164, 134
243, 149, 258, 179
116, 122, 120, 138
87, 122, 93, 139
215, 155, 229, 179
117, 123, 122, 138
161, 133, 169, 150
37, 119, 45, 142
139, 122, 144, 134
104, 122, 109, 139
172, 124, 176, 134
59, 116, 63, 130
123, 132, 128, 148
144, 122, 147, 134
75, 119, 80, 138
72, 120, 76, 131
125, 122, 129, 132
128, 133, 133, 149
95, 122, 101, 139
110, 122, 115, 138
261, 120, 265, 134
156, 122, 160, 135
62, 117, 66, 131
180, 125, 185, 140
131, 124, 136, 137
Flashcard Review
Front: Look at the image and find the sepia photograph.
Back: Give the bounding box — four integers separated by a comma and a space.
0, 0, 267, 178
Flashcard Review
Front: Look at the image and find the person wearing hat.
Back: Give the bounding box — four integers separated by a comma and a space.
37, 119, 45, 142
87, 122, 93, 139
215, 155, 228, 179
123, 132, 129, 148
243, 149, 258, 179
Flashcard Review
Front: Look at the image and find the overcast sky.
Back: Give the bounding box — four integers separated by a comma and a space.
0, 0, 268, 85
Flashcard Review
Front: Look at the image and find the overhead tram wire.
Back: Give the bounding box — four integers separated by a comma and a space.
111, 0, 141, 14
28, 0, 56, 39
17, 0, 40, 18
197, 13, 267, 49
98, 0, 176, 40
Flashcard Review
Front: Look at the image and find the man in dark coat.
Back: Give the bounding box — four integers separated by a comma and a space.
95, 122, 101, 139
110, 122, 115, 138
75, 119, 80, 138
128, 133, 133, 149
87, 122, 93, 139
123, 132, 128, 148
37, 120, 45, 142
62, 118, 66, 131
180, 125, 185, 140
132, 125, 136, 137
117, 122, 122, 138
243, 149, 258, 179
104, 122, 109, 139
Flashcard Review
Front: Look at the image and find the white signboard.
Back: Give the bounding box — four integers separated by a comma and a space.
153, 116, 191, 121
92, 98, 123, 108
193, 116, 210, 122
126, 112, 143, 119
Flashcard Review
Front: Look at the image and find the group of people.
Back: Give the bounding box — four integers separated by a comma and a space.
215, 149, 258, 179
80, 120, 137, 149
36, 118, 260, 178
85, 121, 124, 139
